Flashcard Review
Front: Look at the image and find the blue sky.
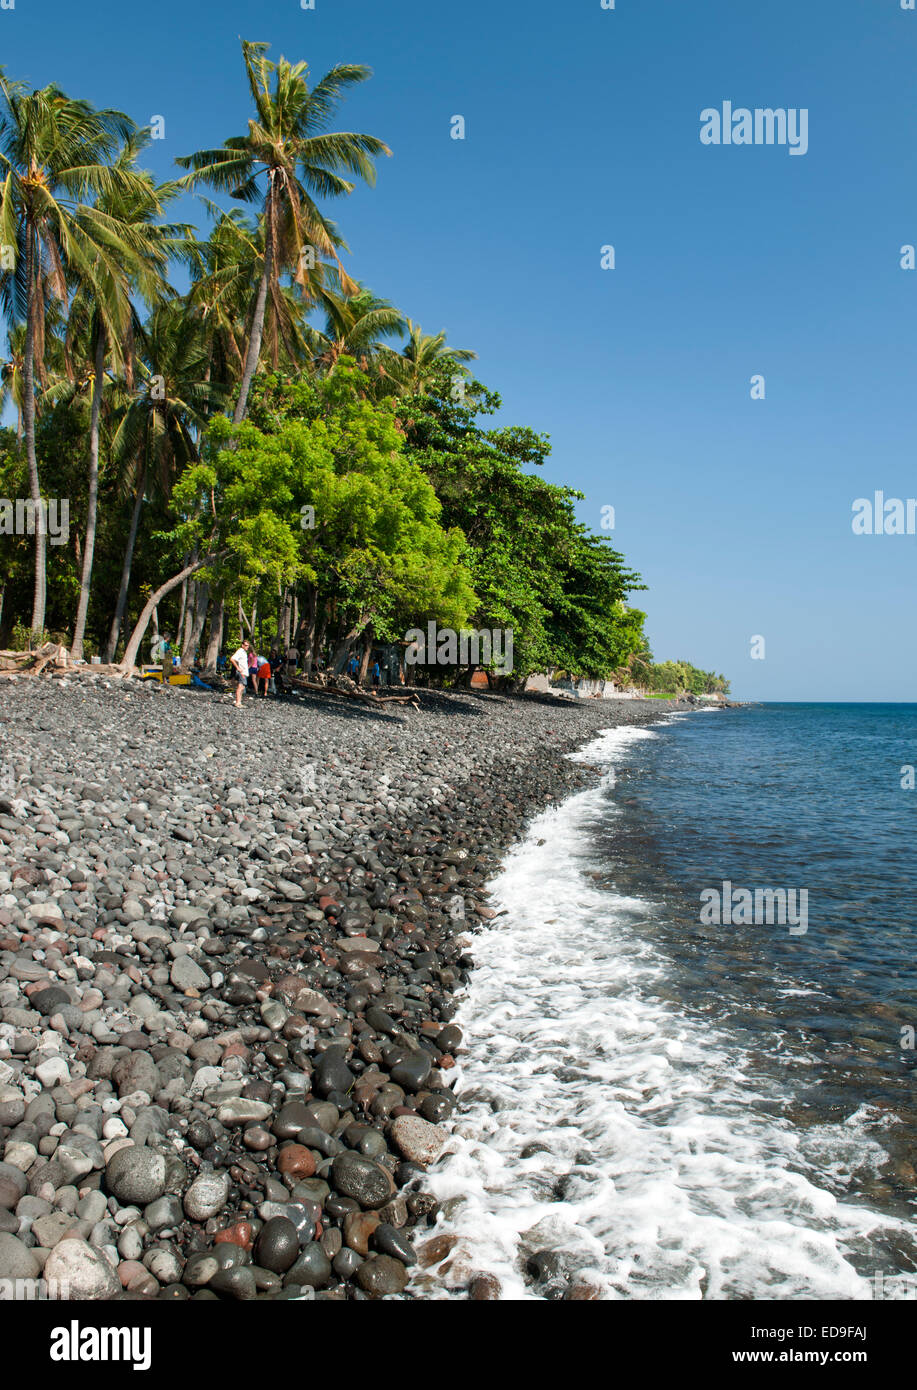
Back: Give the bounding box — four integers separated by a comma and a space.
2, 0, 915, 699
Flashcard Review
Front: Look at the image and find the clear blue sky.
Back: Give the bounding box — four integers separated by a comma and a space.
3, 0, 915, 700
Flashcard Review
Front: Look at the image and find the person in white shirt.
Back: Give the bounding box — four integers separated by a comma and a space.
230, 639, 252, 708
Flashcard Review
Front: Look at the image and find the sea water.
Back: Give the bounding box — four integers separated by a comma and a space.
415, 705, 917, 1300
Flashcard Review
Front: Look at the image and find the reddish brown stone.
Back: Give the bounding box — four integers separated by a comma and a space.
117, 1259, 147, 1288
214, 1221, 254, 1251
343, 1210, 381, 1256
417, 1233, 458, 1268
276, 1144, 316, 1178
468, 1272, 502, 1300
567, 1280, 602, 1301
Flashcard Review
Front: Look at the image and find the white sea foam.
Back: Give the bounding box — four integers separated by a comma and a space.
414, 724, 912, 1301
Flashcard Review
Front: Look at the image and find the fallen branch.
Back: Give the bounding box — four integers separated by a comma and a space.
289, 676, 419, 710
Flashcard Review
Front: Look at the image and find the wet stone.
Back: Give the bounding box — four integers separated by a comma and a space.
255, 1216, 300, 1274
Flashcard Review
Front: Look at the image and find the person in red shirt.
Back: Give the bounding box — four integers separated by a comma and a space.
256, 659, 272, 698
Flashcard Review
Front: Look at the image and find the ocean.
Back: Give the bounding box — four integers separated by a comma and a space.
415, 704, 917, 1300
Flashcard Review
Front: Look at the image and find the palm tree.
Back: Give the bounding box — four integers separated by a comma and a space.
307, 283, 405, 371
380, 319, 476, 397
101, 299, 217, 664
188, 205, 318, 395
68, 137, 183, 660
0, 71, 138, 632
177, 38, 390, 423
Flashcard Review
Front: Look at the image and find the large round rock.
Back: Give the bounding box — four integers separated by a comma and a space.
255, 1216, 300, 1274
389, 1051, 432, 1092
284, 1242, 332, 1289
183, 1170, 230, 1222
105, 1145, 167, 1204
330, 1153, 394, 1210
390, 1115, 448, 1168
355, 1253, 410, 1298
43, 1238, 121, 1300
0, 1232, 40, 1279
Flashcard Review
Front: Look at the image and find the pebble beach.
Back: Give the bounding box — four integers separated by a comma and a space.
0, 677, 669, 1301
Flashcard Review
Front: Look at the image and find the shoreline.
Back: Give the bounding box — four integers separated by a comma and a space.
0, 678, 679, 1300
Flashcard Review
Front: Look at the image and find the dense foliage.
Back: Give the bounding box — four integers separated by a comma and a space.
0, 41, 725, 694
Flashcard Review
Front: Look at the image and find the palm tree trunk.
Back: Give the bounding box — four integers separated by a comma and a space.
23, 228, 46, 635
202, 592, 224, 670
232, 179, 274, 424
280, 585, 292, 647
358, 629, 373, 685
70, 334, 105, 661
101, 465, 146, 664
301, 585, 317, 673
181, 581, 196, 656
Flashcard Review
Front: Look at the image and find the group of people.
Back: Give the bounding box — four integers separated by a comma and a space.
229, 639, 299, 708
346, 653, 383, 688
229, 639, 389, 707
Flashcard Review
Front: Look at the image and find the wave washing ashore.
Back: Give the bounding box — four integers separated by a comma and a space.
417, 706, 917, 1300
0, 674, 666, 1301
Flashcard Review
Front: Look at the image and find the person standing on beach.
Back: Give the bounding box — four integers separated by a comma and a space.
230, 639, 251, 708
256, 657, 272, 698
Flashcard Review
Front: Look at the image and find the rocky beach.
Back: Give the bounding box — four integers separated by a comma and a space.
0, 676, 670, 1301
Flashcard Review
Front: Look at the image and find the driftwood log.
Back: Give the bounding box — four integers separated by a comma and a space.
0, 643, 72, 677
289, 675, 420, 710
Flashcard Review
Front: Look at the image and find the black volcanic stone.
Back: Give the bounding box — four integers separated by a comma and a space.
31, 987, 72, 1016
255, 1216, 300, 1274
389, 1050, 431, 1092
330, 1154, 392, 1209
314, 1047, 354, 1098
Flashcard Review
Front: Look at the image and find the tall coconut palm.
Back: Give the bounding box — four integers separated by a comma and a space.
306, 283, 405, 372
188, 205, 318, 396
0, 71, 138, 632
68, 138, 184, 660
379, 319, 477, 397
101, 299, 217, 664
177, 38, 390, 423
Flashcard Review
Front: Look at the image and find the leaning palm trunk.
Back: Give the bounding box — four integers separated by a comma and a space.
118, 551, 220, 673
23, 233, 46, 634
101, 466, 146, 664
232, 181, 274, 424
181, 576, 197, 654
70, 335, 105, 661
